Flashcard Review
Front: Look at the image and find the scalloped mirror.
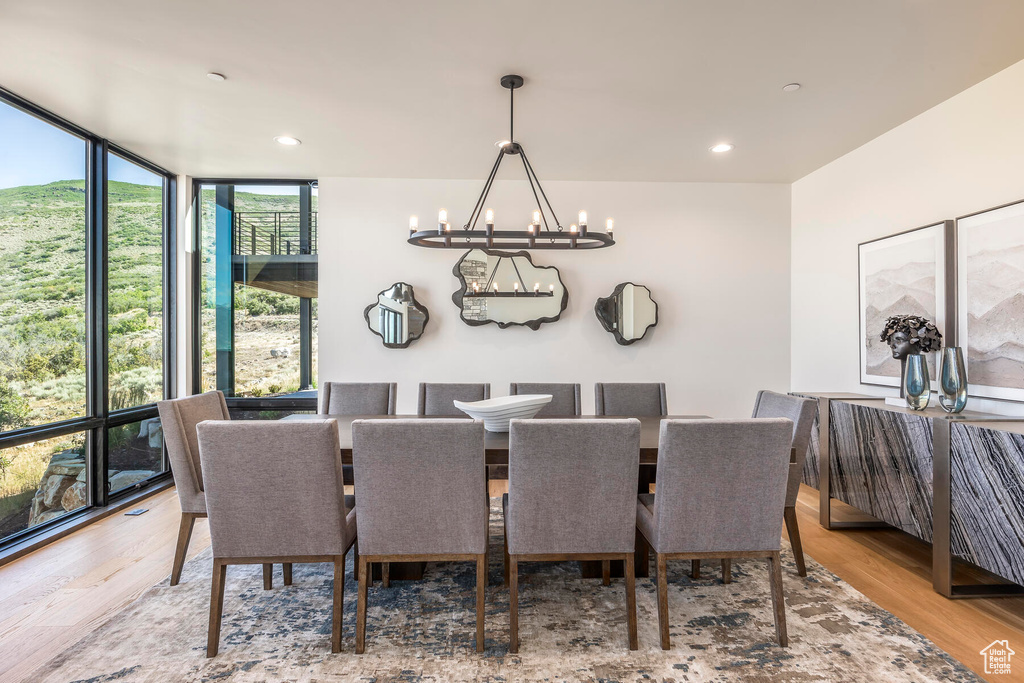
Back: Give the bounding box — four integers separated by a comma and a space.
452, 249, 568, 330
363, 282, 429, 348
595, 282, 658, 345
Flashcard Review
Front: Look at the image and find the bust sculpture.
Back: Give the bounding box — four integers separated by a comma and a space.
880, 314, 942, 397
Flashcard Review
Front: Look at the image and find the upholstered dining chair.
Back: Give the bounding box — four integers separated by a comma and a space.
504, 418, 641, 652
351, 419, 488, 653
157, 391, 229, 587
509, 382, 582, 416
197, 419, 356, 657
417, 382, 490, 416
636, 418, 793, 649
319, 382, 397, 415
594, 382, 667, 417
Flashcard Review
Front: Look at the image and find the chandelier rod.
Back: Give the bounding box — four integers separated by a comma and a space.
519, 150, 550, 233
521, 148, 562, 230
483, 256, 502, 291
467, 148, 506, 231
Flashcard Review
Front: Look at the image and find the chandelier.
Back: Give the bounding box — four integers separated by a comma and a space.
408, 75, 615, 250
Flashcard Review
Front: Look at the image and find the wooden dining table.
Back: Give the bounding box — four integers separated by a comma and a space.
282, 413, 711, 579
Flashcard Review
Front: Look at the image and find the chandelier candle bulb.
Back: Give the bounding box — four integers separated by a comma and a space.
606, 217, 614, 240
534, 282, 540, 293
409, 215, 418, 235
438, 209, 447, 234
532, 210, 541, 226
513, 282, 519, 294
578, 211, 588, 236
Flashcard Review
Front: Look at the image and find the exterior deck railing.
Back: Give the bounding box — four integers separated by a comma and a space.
233, 211, 318, 256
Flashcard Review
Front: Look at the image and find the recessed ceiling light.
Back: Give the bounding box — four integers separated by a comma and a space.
274, 136, 301, 146
207, 72, 226, 82
782, 83, 801, 92
710, 143, 734, 153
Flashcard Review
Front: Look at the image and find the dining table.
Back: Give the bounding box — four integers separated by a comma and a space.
282, 413, 712, 579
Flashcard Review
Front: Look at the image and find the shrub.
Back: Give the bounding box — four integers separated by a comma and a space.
0, 377, 30, 431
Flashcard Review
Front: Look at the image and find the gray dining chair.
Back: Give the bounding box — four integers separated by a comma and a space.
594, 382, 667, 417
504, 418, 641, 652
319, 382, 397, 415
636, 418, 793, 649
690, 391, 817, 581
351, 419, 488, 653
417, 382, 490, 416
157, 391, 229, 587
197, 419, 356, 656
509, 382, 581, 416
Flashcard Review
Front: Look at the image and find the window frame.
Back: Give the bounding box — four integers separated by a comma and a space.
190, 178, 318, 414
0, 86, 176, 550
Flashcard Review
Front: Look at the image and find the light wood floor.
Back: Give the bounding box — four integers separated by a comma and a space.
1, 484, 1022, 682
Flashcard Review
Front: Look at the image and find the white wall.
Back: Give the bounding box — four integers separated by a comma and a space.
792, 59, 1024, 416
318, 178, 791, 417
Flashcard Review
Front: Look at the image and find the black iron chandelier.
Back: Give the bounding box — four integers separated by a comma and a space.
408, 74, 615, 250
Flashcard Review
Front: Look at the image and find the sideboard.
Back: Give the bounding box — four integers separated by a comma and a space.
794, 393, 1024, 599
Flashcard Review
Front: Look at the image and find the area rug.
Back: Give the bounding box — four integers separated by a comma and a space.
32, 501, 977, 682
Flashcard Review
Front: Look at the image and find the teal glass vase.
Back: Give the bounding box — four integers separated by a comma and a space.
902, 353, 931, 411
938, 346, 968, 413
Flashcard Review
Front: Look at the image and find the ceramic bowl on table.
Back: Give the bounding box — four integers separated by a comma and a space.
453, 394, 553, 432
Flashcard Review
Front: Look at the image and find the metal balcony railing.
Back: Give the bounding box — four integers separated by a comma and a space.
233, 211, 318, 256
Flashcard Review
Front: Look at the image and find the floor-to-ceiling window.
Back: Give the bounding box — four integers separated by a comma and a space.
194, 180, 317, 417
0, 89, 174, 547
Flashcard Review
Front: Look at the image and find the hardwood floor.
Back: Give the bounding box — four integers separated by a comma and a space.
1, 484, 1022, 681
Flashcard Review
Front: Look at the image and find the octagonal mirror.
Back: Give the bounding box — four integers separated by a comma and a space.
595, 282, 658, 345
364, 282, 429, 348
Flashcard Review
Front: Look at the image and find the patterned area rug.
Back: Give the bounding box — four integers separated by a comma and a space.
33, 501, 977, 683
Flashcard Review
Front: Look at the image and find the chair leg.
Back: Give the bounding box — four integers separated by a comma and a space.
332, 556, 344, 653
624, 553, 638, 651
602, 560, 611, 586
767, 551, 788, 647
635, 527, 650, 577
382, 562, 390, 588
170, 513, 197, 586
722, 559, 732, 584
691, 559, 701, 579
207, 560, 227, 657
784, 506, 807, 577
509, 556, 519, 654
656, 553, 670, 650
476, 554, 486, 653
503, 525, 510, 587
262, 563, 273, 590
356, 557, 369, 654
283, 563, 293, 586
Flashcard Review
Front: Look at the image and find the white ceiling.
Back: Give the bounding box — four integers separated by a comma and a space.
2, 0, 1023, 183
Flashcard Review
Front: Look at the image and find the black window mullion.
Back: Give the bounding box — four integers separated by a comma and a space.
86, 139, 109, 507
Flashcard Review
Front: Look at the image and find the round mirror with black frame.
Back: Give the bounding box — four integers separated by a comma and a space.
452, 248, 568, 330
595, 282, 659, 345
364, 282, 429, 348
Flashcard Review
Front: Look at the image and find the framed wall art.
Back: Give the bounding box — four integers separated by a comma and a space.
858, 221, 954, 387
957, 200, 1024, 402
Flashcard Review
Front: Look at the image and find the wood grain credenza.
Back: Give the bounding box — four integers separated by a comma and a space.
793, 393, 1024, 599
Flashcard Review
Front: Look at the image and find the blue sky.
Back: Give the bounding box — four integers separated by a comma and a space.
0, 100, 160, 189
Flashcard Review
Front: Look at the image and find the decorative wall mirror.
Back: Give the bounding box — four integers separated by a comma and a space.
595, 282, 658, 345
363, 282, 429, 348
452, 249, 568, 330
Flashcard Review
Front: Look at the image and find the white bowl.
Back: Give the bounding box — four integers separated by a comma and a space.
453, 394, 553, 432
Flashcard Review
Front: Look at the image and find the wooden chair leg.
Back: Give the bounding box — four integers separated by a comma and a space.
722, 559, 732, 584
767, 552, 788, 647
207, 560, 227, 657
283, 563, 293, 586
476, 554, 486, 652
602, 560, 611, 586
170, 513, 197, 586
262, 563, 273, 590
635, 527, 650, 577
356, 557, 369, 654
691, 559, 701, 580
656, 553, 670, 650
381, 562, 390, 588
509, 556, 519, 654
332, 556, 344, 653
784, 506, 807, 577
503, 525, 510, 587
624, 553, 638, 650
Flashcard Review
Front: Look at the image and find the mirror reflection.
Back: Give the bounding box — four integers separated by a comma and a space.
453, 249, 568, 330
364, 282, 429, 348
595, 282, 658, 345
